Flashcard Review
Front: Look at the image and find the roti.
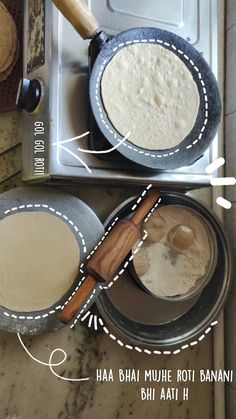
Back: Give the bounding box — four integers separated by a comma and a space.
0, 212, 81, 312
0, 2, 17, 73
0, 40, 19, 81
101, 43, 200, 150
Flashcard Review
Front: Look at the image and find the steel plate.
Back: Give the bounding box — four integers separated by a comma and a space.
0, 186, 104, 335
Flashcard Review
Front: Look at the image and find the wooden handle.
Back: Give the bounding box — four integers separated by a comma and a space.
60, 275, 96, 323
131, 189, 160, 225
87, 220, 141, 282
60, 189, 160, 323
52, 0, 99, 39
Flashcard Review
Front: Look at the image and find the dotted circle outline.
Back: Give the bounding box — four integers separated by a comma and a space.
70, 185, 161, 328
2, 204, 87, 321
2, 186, 155, 324
95, 39, 209, 158
80, 312, 219, 355
98, 316, 218, 355
2, 194, 220, 354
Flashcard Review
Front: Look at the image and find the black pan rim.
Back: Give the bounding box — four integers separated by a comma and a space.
90, 27, 222, 170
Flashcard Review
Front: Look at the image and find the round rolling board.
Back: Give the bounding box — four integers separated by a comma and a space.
0, 186, 104, 335
97, 192, 232, 349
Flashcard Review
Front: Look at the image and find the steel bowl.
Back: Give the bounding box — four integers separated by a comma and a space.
96, 192, 232, 349
129, 205, 218, 302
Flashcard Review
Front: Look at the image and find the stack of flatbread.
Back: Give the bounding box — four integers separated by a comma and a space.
0, 1, 19, 82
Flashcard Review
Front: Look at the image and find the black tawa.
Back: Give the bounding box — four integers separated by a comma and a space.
88, 27, 222, 170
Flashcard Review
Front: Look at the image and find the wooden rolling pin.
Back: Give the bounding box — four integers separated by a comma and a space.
60, 190, 160, 323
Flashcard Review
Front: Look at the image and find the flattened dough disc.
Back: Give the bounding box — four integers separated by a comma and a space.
0, 2, 17, 73
101, 43, 200, 150
0, 212, 80, 312
0, 187, 104, 335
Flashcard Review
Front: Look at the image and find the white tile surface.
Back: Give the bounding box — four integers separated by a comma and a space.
226, 384, 236, 418
225, 113, 236, 176
225, 203, 236, 294
225, 113, 236, 201
226, 294, 236, 382
226, 25, 236, 115
226, 0, 236, 30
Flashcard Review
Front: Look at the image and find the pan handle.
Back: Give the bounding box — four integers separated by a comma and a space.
52, 0, 99, 40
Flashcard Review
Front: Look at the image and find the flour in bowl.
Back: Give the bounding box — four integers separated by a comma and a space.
133, 205, 212, 298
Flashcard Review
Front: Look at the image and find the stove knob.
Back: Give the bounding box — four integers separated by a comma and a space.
16, 78, 43, 113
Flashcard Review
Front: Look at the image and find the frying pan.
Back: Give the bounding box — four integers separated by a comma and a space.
52, 0, 222, 170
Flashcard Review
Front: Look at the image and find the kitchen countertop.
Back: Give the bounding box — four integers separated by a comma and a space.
0, 2, 226, 409
0, 111, 22, 191
0, 327, 213, 419
0, 111, 21, 155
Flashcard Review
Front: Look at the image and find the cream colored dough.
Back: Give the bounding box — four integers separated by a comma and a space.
101, 43, 200, 150
0, 212, 80, 312
0, 2, 17, 73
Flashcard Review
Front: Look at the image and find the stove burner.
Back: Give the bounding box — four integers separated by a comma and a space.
21, 0, 222, 186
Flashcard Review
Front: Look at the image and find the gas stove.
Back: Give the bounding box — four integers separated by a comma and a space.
19, 0, 222, 187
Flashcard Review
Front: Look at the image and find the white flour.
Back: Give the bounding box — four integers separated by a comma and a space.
133, 206, 212, 298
